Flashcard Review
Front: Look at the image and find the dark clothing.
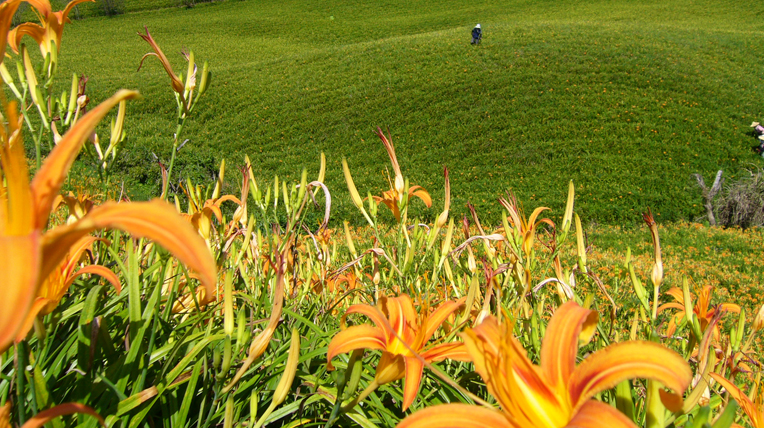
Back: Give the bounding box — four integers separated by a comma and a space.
471, 27, 482, 44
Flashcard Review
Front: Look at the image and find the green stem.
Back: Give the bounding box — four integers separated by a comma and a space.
323, 380, 379, 428
253, 401, 277, 428
15, 342, 28, 425
340, 379, 379, 413
163, 120, 186, 199
645, 379, 664, 428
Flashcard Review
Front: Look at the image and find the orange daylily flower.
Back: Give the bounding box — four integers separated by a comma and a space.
658, 285, 740, 338
498, 192, 554, 258
371, 128, 431, 221
327, 294, 469, 410
710, 374, 763, 428
398, 301, 693, 428
0, 90, 217, 352
180, 192, 242, 242
8, 0, 94, 59
14, 235, 121, 342
0, 0, 21, 61
53, 191, 98, 224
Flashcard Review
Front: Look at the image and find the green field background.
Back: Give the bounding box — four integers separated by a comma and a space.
25, 0, 764, 226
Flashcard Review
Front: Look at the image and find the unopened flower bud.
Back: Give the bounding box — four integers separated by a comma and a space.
77, 94, 89, 109
754, 303, 764, 332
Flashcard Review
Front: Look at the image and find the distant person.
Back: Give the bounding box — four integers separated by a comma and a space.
471, 24, 482, 45
756, 135, 764, 157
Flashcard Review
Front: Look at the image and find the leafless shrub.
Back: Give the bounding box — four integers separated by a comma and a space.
702, 167, 764, 228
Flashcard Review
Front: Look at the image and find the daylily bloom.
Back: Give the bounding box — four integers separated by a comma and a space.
327, 294, 469, 410
53, 191, 98, 224
498, 193, 555, 292
14, 235, 121, 342
658, 284, 740, 339
499, 193, 554, 259
398, 301, 692, 428
710, 373, 763, 428
0, 0, 21, 61
371, 128, 431, 221
8, 0, 94, 59
0, 90, 217, 352
179, 190, 241, 242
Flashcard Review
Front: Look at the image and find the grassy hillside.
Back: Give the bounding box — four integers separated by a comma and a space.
37, 0, 764, 226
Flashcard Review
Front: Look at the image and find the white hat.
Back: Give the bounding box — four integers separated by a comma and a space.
752, 122, 760, 127
476, 24, 481, 28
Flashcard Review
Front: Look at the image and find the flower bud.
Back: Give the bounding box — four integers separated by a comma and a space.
342, 157, 364, 210
272, 328, 300, 406
754, 303, 764, 332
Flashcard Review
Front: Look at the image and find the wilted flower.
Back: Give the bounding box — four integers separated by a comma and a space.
371, 128, 432, 221
137, 26, 185, 95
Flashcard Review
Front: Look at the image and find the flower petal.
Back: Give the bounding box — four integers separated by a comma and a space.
0, 233, 40, 352
541, 301, 598, 391
379, 295, 418, 344
396, 404, 513, 428
566, 400, 637, 428
327, 325, 386, 369
461, 316, 503, 381
24, 0, 53, 18
402, 356, 424, 411
69, 264, 122, 295
344, 302, 394, 339
709, 374, 760, 426
40, 200, 216, 300
60, 0, 93, 23
20, 402, 103, 428
409, 186, 432, 208
31, 90, 140, 229
7, 21, 42, 55
0, 102, 30, 236
717, 303, 741, 314
0, 0, 21, 57
13, 297, 49, 343
422, 298, 464, 343
568, 341, 691, 411
421, 342, 470, 362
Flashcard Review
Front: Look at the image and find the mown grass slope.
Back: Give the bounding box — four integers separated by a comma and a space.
46, 0, 764, 226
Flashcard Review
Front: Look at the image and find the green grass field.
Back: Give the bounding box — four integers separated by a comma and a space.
41, 0, 764, 226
